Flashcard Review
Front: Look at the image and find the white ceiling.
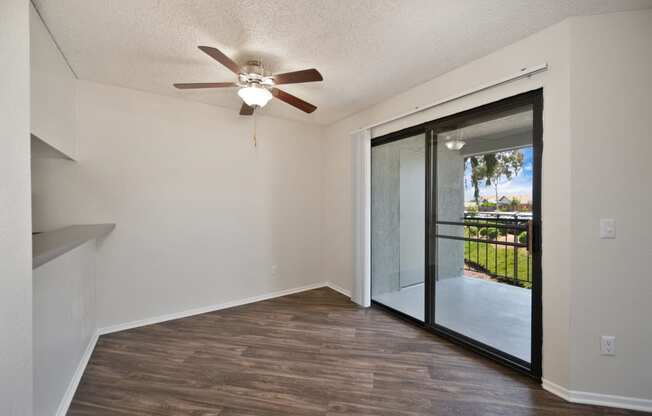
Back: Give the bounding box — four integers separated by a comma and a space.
34, 0, 652, 125
456, 110, 533, 141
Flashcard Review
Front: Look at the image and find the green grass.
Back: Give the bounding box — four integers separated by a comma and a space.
463, 227, 532, 288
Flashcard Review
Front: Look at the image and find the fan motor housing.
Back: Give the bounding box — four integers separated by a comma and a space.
243, 60, 265, 77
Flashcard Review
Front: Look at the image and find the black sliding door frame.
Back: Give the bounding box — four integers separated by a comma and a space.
370, 89, 543, 379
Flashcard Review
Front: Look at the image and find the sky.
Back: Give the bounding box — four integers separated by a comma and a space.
463, 147, 533, 202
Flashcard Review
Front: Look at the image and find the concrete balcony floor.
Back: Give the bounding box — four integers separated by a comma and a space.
373, 276, 531, 362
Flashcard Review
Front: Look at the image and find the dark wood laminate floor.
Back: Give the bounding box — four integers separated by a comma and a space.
68, 288, 644, 415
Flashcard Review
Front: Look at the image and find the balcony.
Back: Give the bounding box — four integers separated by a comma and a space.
374, 213, 533, 362
375, 277, 531, 362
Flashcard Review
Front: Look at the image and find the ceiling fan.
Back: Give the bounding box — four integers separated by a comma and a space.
174, 46, 323, 116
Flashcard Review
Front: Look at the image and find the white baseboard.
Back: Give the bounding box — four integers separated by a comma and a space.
325, 281, 352, 298
542, 378, 652, 413
98, 282, 347, 336
542, 379, 572, 401
58, 282, 343, 415
55, 332, 99, 416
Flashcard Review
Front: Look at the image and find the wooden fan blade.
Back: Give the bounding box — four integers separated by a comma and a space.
272, 68, 323, 85
271, 88, 317, 113
239, 103, 254, 116
198, 46, 241, 74
173, 82, 237, 89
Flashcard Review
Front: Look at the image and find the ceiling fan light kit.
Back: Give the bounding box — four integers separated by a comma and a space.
238, 84, 272, 108
174, 46, 323, 116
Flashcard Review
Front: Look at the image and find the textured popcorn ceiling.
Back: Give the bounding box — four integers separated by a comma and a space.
34, 0, 652, 125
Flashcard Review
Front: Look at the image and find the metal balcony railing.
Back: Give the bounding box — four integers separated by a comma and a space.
436, 212, 533, 288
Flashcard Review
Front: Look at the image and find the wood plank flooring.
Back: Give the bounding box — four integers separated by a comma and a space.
68, 288, 644, 415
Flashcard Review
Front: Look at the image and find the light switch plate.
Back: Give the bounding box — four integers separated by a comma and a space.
600, 219, 616, 239
601, 335, 616, 355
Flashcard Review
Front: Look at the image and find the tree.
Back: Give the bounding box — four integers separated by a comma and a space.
510, 196, 520, 211
465, 150, 524, 209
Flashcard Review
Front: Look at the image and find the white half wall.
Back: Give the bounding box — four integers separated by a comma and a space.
31, 80, 325, 329
0, 0, 33, 414
33, 240, 97, 416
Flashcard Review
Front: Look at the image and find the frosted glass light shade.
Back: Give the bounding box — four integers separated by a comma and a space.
444, 138, 466, 150
238, 85, 273, 107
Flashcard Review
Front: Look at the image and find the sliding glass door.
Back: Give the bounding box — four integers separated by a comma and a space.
371, 90, 542, 377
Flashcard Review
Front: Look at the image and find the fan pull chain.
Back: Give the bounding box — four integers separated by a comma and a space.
253, 109, 257, 147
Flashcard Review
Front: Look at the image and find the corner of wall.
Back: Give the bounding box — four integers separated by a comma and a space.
0, 0, 33, 414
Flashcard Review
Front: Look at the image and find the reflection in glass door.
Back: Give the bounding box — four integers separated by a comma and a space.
371, 132, 426, 321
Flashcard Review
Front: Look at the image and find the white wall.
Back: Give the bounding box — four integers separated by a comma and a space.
30, 3, 77, 159
32, 80, 324, 329
322, 18, 573, 388
399, 146, 425, 287
568, 10, 652, 401
369, 142, 400, 296
434, 139, 465, 281
33, 241, 97, 416
0, 0, 33, 414
321, 8, 652, 407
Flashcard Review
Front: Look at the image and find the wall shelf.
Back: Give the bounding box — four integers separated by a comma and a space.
31, 134, 76, 161
33, 224, 115, 269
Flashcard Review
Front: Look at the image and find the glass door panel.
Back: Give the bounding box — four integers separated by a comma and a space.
433, 105, 535, 364
371, 133, 426, 321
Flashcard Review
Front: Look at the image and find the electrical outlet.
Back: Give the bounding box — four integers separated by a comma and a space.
601, 335, 616, 355
271, 265, 279, 278
600, 219, 616, 239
